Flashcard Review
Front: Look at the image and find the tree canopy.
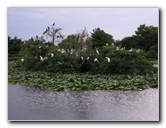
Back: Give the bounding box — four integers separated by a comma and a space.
91, 28, 114, 48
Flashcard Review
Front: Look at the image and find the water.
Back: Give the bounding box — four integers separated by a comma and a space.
8, 84, 159, 121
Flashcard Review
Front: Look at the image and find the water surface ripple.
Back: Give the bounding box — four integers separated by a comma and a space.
8, 85, 159, 121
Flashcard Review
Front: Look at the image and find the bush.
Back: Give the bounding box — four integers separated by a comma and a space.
18, 40, 156, 75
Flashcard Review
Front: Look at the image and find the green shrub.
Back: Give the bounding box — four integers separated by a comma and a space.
18, 40, 156, 75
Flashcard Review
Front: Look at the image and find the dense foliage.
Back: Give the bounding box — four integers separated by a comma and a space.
91, 28, 114, 48
17, 38, 156, 75
8, 36, 23, 61
119, 24, 158, 59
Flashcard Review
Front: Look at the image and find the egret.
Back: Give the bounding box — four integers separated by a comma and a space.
121, 47, 124, 50
61, 49, 65, 53
58, 61, 62, 65
136, 49, 140, 53
96, 49, 99, 55
21, 58, 24, 62
39, 46, 42, 49
51, 53, 54, 57
94, 58, 99, 63
40, 56, 44, 61
129, 48, 132, 52
81, 56, 84, 60
106, 43, 108, 46
87, 57, 90, 60
106, 57, 110, 63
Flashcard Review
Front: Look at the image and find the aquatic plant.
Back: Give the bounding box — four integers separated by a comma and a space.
8, 61, 158, 91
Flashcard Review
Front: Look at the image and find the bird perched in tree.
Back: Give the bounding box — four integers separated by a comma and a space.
81, 56, 84, 60
106, 57, 110, 63
94, 58, 99, 63
87, 57, 90, 60
51, 53, 54, 57
21, 58, 24, 62
136, 49, 140, 53
129, 48, 133, 52
96, 49, 99, 55
40, 56, 44, 61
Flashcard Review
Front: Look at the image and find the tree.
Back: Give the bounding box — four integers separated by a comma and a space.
43, 23, 64, 43
135, 24, 158, 51
120, 36, 139, 50
8, 36, 23, 54
91, 28, 114, 48
59, 34, 79, 52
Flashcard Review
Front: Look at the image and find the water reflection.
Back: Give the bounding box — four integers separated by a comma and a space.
8, 85, 159, 121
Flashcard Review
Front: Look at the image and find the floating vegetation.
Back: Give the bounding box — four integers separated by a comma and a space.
8, 61, 158, 91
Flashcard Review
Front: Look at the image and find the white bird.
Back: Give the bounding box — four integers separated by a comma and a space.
87, 57, 90, 60
121, 47, 124, 50
51, 53, 54, 57
136, 49, 140, 53
94, 58, 99, 63
58, 61, 62, 65
129, 48, 132, 52
116, 47, 119, 51
39, 46, 42, 49
81, 56, 84, 60
61, 49, 65, 53
106, 43, 108, 46
40, 56, 44, 61
96, 49, 99, 55
21, 58, 24, 62
106, 57, 110, 63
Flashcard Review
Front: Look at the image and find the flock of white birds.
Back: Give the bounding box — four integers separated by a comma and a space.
21, 44, 140, 64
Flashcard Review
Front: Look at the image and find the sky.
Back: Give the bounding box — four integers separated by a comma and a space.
8, 8, 159, 41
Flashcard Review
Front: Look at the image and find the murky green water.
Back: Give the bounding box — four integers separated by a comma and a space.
8, 84, 159, 121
